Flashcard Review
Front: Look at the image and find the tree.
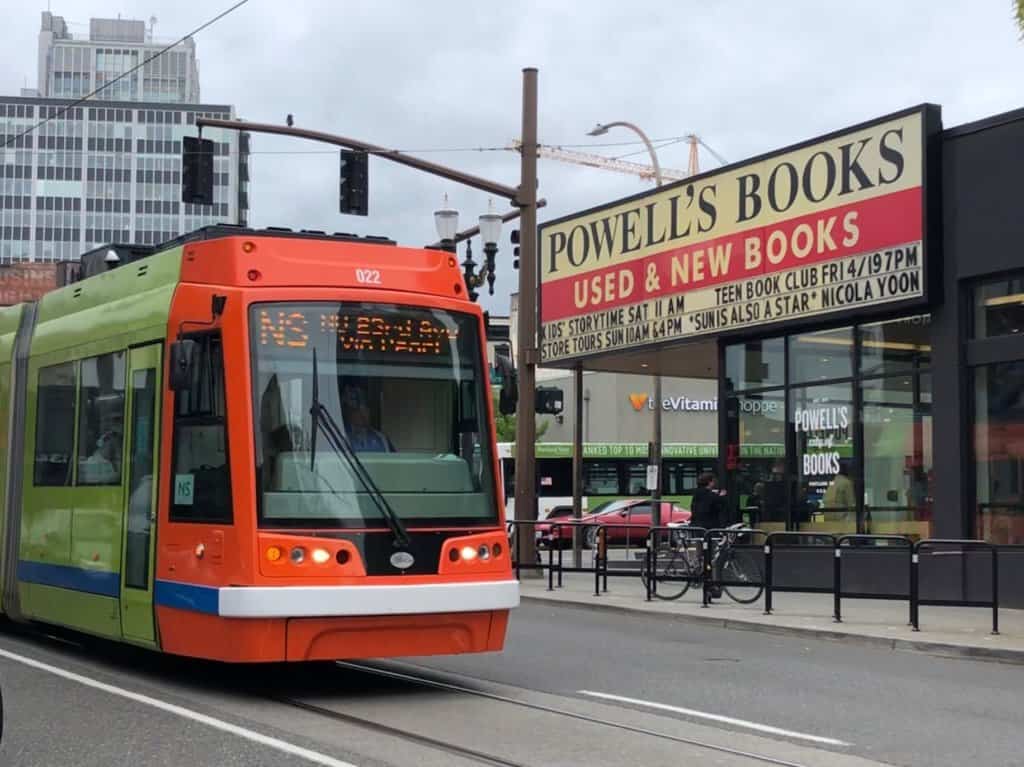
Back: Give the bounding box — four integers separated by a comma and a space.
1017, 0, 1024, 36
493, 394, 549, 442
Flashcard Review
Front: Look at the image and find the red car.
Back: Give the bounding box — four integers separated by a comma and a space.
538, 499, 691, 549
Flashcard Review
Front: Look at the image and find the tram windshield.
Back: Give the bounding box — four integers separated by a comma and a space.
250, 302, 498, 528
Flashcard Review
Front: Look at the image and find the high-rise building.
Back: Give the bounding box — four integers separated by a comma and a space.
38, 11, 200, 103
0, 12, 248, 265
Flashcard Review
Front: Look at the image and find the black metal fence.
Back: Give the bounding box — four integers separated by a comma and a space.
508, 520, 1019, 635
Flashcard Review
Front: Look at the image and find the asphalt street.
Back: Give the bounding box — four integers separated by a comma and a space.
412, 601, 1024, 767
0, 601, 1019, 767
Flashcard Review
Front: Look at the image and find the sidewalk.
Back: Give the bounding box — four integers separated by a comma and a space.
517, 570, 1024, 663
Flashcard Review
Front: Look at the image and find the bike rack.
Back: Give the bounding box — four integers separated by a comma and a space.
511, 520, 1017, 637
911, 539, 999, 634
763, 532, 837, 615
833, 535, 914, 624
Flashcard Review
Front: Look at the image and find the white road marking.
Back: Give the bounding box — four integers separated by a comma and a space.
0, 646, 361, 767
578, 690, 851, 747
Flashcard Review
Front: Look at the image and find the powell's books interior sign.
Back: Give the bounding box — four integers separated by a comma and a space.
538, 106, 939, 364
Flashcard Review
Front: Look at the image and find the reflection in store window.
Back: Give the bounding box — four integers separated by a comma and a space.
861, 374, 932, 540
725, 336, 785, 392
973, 276, 1024, 339
789, 327, 854, 384
860, 315, 931, 377
974, 362, 1024, 543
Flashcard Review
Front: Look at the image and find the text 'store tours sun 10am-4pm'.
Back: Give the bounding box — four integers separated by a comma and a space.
538, 108, 934, 364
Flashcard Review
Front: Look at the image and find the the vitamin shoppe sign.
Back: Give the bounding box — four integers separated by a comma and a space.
538, 106, 940, 364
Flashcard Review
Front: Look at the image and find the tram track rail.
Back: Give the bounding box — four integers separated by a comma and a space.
274, 695, 530, 767
282, 660, 819, 767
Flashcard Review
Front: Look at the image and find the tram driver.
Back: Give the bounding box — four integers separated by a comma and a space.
341, 383, 395, 452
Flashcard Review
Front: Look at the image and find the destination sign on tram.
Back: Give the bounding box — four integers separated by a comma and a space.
538, 107, 937, 365
257, 306, 459, 355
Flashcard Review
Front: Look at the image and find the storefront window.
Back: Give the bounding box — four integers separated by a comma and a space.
973, 276, 1024, 338
862, 374, 932, 540
789, 326, 854, 383
860, 315, 931, 377
790, 383, 855, 533
725, 336, 785, 392
974, 362, 1024, 543
726, 390, 786, 531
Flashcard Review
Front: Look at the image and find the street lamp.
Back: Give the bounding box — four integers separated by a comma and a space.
587, 119, 665, 520
477, 199, 503, 297
433, 193, 459, 253
434, 197, 503, 302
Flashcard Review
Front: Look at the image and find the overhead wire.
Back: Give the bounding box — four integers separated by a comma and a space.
1, 0, 251, 149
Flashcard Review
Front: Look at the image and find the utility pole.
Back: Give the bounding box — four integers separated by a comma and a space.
514, 68, 539, 571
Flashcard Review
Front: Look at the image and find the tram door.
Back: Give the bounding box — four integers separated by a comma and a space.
120, 344, 162, 643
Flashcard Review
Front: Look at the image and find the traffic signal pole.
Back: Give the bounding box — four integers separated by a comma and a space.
195, 117, 519, 201
515, 68, 540, 572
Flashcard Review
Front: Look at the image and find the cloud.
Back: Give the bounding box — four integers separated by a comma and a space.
2, 1, 1023, 314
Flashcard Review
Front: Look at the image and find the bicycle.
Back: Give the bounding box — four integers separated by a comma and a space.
641, 523, 765, 603
640, 523, 702, 600
707, 523, 764, 604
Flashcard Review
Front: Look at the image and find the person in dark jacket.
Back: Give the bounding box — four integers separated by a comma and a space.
690, 472, 727, 531
690, 472, 728, 600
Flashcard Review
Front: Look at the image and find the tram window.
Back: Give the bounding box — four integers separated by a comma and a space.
170, 333, 232, 523
34, 362, 77, 486
77, 351, 126, 486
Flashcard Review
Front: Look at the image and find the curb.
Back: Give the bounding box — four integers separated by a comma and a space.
521, 593, 1024, 665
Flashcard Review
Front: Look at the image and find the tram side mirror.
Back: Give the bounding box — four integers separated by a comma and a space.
169, 339, 198, 391
496, 354, 517, 416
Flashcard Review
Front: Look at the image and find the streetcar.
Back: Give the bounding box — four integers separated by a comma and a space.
0, 225, 517, 662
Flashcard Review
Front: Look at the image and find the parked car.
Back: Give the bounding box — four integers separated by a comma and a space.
540, 499, 690, 549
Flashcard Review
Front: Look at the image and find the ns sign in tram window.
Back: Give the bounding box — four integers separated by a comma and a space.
250, 303, 497, 528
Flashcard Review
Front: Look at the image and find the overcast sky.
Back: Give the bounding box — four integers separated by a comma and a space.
2, 1, 1022, 313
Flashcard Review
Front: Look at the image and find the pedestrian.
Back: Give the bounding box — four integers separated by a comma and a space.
691, 472, 728, 600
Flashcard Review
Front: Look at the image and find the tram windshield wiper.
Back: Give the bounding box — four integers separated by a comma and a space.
308, 349, 410, 548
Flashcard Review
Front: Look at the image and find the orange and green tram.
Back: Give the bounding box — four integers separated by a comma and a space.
0, 225, 517, 662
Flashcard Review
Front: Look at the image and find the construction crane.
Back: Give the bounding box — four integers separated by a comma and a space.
511, 134, 707, 183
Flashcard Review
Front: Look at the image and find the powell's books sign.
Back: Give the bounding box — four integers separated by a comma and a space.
538, 105, 941, 364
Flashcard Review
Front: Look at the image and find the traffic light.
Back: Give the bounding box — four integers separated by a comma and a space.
511, 228, 520, 269
181, 136, 214, 205
535, 386, 564, 415
339, 149, 368, 216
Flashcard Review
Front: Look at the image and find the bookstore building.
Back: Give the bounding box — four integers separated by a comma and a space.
537, 103, 1024, 547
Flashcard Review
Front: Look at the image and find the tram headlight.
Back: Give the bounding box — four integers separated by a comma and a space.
477, 545, 490, 560
311, 548, 331, 564
265, 546, 283, 562
460, 545, 477, 561
290, 546, 306, 564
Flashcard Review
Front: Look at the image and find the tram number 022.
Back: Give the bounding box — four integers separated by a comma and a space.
356, 268, 382, 285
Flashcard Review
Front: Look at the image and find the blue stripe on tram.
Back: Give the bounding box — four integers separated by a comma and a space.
17, 560, 120, 598
153, 580, 220, 615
